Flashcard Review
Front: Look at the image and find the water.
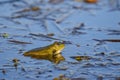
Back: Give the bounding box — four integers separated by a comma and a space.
0, 0, 120, 80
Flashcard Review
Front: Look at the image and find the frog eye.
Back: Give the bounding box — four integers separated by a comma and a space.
57, 42, 60, 45
56, 42, 61, 45
54, 41, 63, 45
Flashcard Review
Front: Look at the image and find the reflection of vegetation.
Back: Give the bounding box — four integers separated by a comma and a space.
70, 56, 91, 61
24, 42, 65, 64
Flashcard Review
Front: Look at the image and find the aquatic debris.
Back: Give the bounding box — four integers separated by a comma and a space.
53, 74, 87, 80
93, 39, 120, 42
55, 10, 74, 23
0, 33, 9, 38
12, 58, 19, 63
30, 33, 72, 44
84, 0, 97, 3
62, 41, 72, 44
8, 40, 32, 44
95, 52, 105, 56
15, 6, 40, 13
49, 0, 64, 4
47, 33, 55, 37
71, 30, 86, 35
2, 69, 6, 75
0, 15, 21, 24
18, 49, 25, 54
73, 23, 85, 30
75, 0, 83, 2
11, 6, 40, 19
53, 74, 69, 80
2, 33, 9, 38
107, 29, 120, 35
70, 56, 91, 61
75, 0, 97, 3
0, 0, 20, 4
115, 77, 120, 80
71, 77, 86, 80
21, 66, 26, 72
97, 75, 103, 80
23, 42, 65, 64
12, 58, 20, 70
109, 51, 120, 56
111, 62, 120, 66
71, 23, 86, 35
29, 33, 62, 40
82, 63, 94, 68
108, 32, 120, 35
30, 7, 40, 11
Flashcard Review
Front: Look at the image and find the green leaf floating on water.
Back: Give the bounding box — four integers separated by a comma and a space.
23, 41, 65, 64
1, 33, 9, 38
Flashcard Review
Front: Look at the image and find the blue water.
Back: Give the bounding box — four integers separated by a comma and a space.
0, 0, 120, 80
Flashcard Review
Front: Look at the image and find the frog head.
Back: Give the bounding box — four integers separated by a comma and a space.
52, 41, 65, 54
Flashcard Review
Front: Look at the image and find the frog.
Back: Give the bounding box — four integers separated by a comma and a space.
23, 41, 65, 64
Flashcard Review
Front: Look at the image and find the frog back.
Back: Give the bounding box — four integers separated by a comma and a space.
23, 43, 55, 57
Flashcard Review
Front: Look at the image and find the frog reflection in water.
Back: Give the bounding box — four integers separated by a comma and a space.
23, 41, 65, 64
